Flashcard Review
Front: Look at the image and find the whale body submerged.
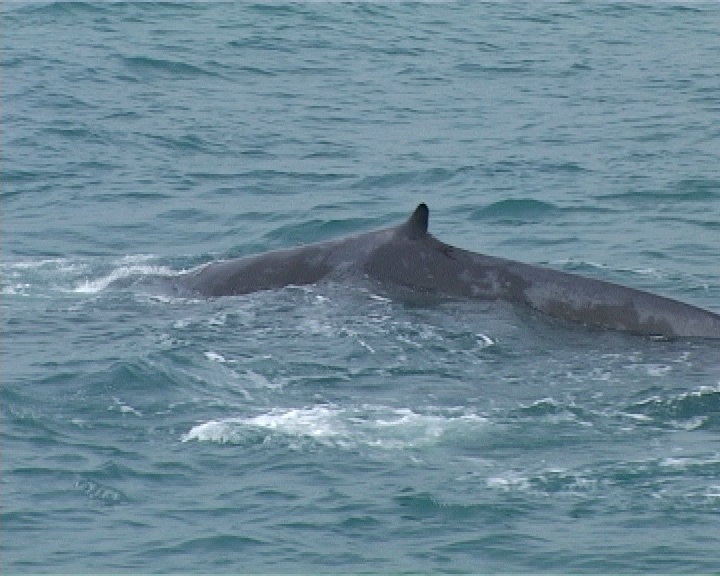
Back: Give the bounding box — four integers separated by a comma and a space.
172, 203, 720, 339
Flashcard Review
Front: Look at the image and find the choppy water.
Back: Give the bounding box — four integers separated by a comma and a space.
2, 2, 720, 573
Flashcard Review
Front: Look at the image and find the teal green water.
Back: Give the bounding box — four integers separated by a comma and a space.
2, 2, 720, 572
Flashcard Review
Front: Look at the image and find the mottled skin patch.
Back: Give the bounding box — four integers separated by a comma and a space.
541, 298, 676, 336
172, 203, 720, 339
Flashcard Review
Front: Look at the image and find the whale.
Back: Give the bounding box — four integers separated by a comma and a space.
171, 203, 720, 339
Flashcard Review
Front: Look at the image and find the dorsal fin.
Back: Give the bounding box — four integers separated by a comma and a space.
406, 203, 429, 238
401, 203, 429, 239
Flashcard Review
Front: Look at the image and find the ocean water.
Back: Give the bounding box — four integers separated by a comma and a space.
2, 1, 720, 573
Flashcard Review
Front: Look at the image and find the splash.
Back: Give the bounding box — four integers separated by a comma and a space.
182, 404, 489, 450
74, 263, 175, 294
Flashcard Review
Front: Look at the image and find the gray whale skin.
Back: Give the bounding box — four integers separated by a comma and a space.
174, 203, 720, 339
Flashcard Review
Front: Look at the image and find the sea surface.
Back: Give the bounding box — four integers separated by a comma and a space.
2, 2, 720, 573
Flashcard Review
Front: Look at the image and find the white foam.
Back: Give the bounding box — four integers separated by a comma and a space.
2, 257, 81, 271
622, 412, 652, 422
74, 264, 174, 294
645, 364, 672, 377
182, 404, 489, 450
1, 283, 32, 296
486, 472, 531, 492
477, 333, 495, 347
181, 417, 248, 444
249, 405, 344, 439
660, 454, 720, 469
109, 397, 143, 417
368, 292, 392, 303
1, 258, 85, 296
669, 416, 708, 431
244, 370, 281, 390
684, 384, 720, 398
207, 313, 227, 326
116, 254, 158, 264
204, 351, 227, 363
302, 317, 335, 336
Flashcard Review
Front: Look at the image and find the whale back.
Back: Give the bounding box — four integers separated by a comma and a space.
169, 202, 720, 338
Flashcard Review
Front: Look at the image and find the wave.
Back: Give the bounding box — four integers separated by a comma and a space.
74, 264, 175, 294
5, 2, 111, 19
503, 383, 720, 438
0, 255, 176, 296
597, 181, 720, 204
625, 384, 720, 431
119, 55, 222, 80
350, 166, 468, 191
469, 198, 561, 222
182, 404, 489, 450
263, 217, 375, 245
75, 478, 128, 506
